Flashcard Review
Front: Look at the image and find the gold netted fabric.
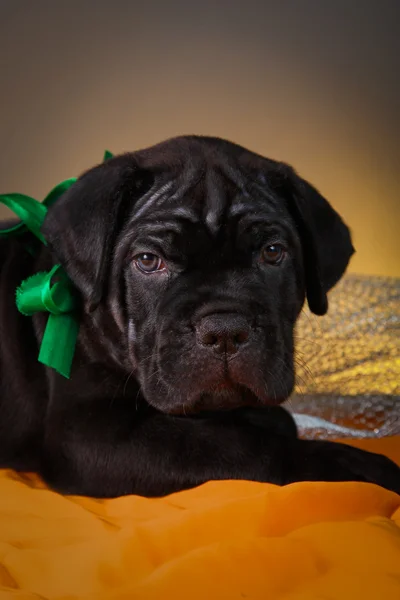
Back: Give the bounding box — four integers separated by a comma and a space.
285, 274, 400, 440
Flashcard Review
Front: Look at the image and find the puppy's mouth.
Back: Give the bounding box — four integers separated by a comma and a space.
147, 340, 293, 415
197, 383, 260, 412
168, 378, 262, 415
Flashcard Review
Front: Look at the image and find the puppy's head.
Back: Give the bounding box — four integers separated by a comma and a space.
42, 136, 354, 413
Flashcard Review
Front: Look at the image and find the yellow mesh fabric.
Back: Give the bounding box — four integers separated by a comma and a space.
288, 274, 400, 440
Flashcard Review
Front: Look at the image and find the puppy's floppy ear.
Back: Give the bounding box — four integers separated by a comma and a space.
41, 154, 152, 310
267, 163, 354, 316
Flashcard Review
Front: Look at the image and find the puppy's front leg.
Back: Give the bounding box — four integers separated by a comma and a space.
41, 399, 400, 498
40, 401, 279, 498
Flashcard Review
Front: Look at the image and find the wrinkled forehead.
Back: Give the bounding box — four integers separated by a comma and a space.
129, 162, 290, 239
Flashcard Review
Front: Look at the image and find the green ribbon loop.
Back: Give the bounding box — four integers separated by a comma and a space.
0, 178, 77, 239
16, 265, 77, 316
103, 150, 114, 161
0, 149, 114, 378
0, 194, 48, 242
16, 265, 79, 379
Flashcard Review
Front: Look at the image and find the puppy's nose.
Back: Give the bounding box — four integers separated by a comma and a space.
196, 313, 250, 355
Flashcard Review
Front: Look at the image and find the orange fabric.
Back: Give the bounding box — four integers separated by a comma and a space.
0, 437, 399, 600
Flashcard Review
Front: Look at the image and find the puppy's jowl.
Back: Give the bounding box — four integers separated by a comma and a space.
1, 136, 399, 497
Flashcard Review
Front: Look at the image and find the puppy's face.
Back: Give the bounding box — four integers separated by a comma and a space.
42, 136, 354, 414
118, 175, 305, 413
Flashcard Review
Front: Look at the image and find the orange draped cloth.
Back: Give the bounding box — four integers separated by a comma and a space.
0, 436, 399, 600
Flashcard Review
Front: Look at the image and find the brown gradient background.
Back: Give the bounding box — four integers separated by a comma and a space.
1, 0, 399, 276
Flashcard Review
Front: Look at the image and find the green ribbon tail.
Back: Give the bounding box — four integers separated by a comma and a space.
38, 313, 79, 378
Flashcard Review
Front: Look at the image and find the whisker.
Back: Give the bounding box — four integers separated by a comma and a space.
123, 371, 134, 397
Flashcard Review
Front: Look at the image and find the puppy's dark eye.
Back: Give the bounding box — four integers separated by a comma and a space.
261, 244, 286, 265
133, 253, 166, 274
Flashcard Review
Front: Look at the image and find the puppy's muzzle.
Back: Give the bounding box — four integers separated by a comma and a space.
195, 313, 250, 356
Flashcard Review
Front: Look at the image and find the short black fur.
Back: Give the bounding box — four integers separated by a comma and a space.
0, 136, 399, 498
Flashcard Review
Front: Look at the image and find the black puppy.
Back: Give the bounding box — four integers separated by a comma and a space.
1, 136, 399, 498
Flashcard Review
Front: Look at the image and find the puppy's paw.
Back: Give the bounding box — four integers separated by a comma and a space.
300, 440, 400, 495
335, 444, 400, 495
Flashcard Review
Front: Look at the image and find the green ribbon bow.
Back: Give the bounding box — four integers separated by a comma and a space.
0, 150, 114, 378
